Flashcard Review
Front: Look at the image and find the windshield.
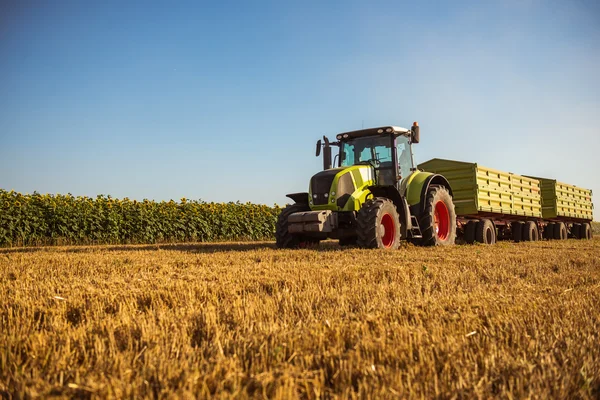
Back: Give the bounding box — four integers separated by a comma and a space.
340, 136, 393, 167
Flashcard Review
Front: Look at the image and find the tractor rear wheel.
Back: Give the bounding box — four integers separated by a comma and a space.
475, 219, 496, 244
544, 223, 555, 240
522, 221, 539, 241
275, 203, 320, 249
579, 223, 592, 240
553, 222, 567, 240
418, 186, 456, 246
512, 222, 524, 242
356, 198, 401, 249
464, 221, 477, 244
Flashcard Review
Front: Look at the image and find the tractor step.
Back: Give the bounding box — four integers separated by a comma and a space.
409, 216, 422, 239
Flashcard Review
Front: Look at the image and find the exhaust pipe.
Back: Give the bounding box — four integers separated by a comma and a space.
322, 136, 332, 170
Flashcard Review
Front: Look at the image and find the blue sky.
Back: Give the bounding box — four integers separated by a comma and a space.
1, 1, 599, 219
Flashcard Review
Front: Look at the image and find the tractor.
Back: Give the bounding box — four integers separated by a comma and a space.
275, 123, 457, 249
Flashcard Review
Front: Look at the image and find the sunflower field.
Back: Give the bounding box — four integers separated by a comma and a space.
0, 189, 281, 246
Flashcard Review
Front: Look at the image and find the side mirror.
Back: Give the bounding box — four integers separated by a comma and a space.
316, 140, 322, 157
411, 122, 420, 144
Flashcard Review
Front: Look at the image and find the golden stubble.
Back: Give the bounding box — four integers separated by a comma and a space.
1, 239, 599, 399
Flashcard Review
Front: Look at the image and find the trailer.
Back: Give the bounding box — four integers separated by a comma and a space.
418, 158, 594, 244
525, 176, 594, 240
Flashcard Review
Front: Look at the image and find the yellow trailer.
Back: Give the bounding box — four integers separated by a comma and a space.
417, 158, 542, 218
524, 177, 593, 221
418, 158, 594, 243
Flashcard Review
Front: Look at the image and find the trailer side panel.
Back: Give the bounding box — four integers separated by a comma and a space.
419, 158, 542, 218
526, 177, 594, 221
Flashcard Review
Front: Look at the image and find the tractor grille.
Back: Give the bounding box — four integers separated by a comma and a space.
310, 169, 338, 205
310, 170, 356, 207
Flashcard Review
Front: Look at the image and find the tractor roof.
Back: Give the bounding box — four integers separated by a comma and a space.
336, 126, 411, 140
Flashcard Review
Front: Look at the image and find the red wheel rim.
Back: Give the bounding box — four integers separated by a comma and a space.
434, 201, 450, 240
381, 213, 395, 248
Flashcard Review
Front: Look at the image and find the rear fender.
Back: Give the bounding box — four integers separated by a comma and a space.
405, 172, 453, 214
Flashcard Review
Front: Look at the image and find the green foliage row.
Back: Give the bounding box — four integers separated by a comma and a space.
0, 189, 281, 247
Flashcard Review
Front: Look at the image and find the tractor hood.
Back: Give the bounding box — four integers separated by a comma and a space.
309, 165, 375, 211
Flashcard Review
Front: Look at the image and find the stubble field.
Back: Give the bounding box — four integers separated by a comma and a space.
1, 237, 599, 399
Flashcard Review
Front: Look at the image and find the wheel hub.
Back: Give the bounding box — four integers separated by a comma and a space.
434, 201, 450, 240
380, 213, 395, 248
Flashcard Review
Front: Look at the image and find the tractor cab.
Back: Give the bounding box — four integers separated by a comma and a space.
315, 124, 419, 197
334, 124, 419, 188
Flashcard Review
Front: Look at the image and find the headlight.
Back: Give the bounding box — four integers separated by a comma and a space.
324, 193, 328, 198
336, 135, 342, 140
343, 134, 349, 138
385, 127, 392, 132
377, 129, 383, 133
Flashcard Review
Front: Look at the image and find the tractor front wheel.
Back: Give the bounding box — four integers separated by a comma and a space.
275, 203, 320, 249
419, 186, 456, 246
356, 198, 401, 249
338, 236, 357, 247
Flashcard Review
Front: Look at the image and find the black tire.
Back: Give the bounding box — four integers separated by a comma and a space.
475, 219, 496, 244
275, 203, 320, 249
512, 222, 524, 242
544, 223, 555, 240
418, 186, 456, 246
464, 221, 477, 244
553, 222, 567, 240
356, 198, 401, 249
571, 224, 581, 239
522, 221, 539, 241
338, 236, 357, 246
579, 223, 592, 240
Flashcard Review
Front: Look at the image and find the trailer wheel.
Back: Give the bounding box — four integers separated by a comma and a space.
522, 221, 539, 241
418, 186, 456, 246
544, 223, 555, 240
464, 221, 477, 244
356, 198, 401, 249
553, 222, 567, 240
475, 219, 496, 244
571, 224, 581, 239
579, 223, 592, 240
275, 203, 320, 249
512, 222, 524, 242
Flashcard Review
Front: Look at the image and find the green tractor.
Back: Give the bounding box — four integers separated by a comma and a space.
276, 123, 457, 249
